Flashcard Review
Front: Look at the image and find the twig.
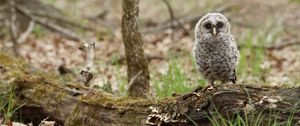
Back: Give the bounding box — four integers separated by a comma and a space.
15, 5, 82, 41
9, 3, 17, 39
267, 40, 300, 50
161, 0, 189, 36
33, 13, 92, 31
162, 0, 175, 38
79, 41, 95, 86
38, 116, 49, 126
34, 17, 81, 41
8, 0, 19, 56
238, 40, 300, 51
87, 10, 108, 21
142, 3, 232, 34
17, 19, 35, 43
127, 71, 142, 90
8, 0, 36, 56
116, 55, 164, 64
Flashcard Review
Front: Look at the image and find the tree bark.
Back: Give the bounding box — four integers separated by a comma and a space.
121, 0, 150, 98
1, 52, 300, 126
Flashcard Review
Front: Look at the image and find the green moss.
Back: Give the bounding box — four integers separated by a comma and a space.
1, 52, 178, 125
0, 53, 27, 68
0, 53, 29, 80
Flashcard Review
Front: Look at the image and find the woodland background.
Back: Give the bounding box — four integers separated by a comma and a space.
0, 0, 300, 125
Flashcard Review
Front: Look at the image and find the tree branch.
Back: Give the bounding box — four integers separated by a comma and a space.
15, 3, 82, 41
142, 3, 232, 34
161, 0, 189, 36
8, 0, 19, 56
17, 19, 35, 44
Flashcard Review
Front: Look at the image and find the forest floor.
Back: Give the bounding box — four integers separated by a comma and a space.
1, 0, 300, 98
1, 0, 300, 125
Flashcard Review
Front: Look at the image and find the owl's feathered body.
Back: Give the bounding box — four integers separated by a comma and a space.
193, 13, 239, 85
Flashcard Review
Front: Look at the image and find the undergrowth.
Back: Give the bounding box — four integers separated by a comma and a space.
0, 88, 24, 124
205, 107, 296, 126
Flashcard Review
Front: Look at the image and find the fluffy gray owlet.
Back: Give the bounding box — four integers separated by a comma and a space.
193, 13, 239, 85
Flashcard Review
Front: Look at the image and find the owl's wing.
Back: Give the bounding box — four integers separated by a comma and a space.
230, 69, 237, 84
228, 35, 239, 84
228, 34, 240, 66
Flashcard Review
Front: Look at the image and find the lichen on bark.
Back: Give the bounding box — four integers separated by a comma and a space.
121, 0, 150, 98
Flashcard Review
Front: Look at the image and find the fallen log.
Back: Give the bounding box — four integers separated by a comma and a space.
0, 52, 300, 126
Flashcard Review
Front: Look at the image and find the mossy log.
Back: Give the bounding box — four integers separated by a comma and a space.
1, 52, 300, 126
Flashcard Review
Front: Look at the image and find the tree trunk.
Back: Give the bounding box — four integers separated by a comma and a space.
1, 52, 300, 126
121, 0, 150, 98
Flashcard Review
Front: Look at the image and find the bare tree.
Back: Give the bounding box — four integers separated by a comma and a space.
121, 0, 150, 98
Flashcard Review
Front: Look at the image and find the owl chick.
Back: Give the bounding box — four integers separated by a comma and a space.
193, 13, 239, 85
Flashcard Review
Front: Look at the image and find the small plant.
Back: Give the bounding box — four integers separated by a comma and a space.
114, 64, 128, 96
0, 88, 25, 124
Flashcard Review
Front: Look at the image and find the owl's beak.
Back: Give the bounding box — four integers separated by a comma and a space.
212, 27, 217, 36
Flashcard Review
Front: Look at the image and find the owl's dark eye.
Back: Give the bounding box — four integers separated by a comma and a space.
216, 22, 224, 28
204, 23, 212, 29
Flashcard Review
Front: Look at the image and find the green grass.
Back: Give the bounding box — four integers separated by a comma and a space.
237, 19, 285, 83
238, 31, 266, 77
205, 106, 296, 126
114, 63, 128, 96
154, 61, 192, 97
203, 91, 299, 126
0, 88, 25, 124
153, 59, 205, 98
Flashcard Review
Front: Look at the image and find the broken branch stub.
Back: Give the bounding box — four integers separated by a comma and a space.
79, 41, 95, 86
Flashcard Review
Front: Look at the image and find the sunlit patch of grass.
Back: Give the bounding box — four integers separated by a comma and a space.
153, 57, 205, 98
154, 61, 193, 97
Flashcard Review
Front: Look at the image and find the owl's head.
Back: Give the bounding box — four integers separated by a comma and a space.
195, 13, 231, 37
